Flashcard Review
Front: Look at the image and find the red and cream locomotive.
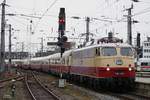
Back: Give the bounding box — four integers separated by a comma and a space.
11, 34, 135, 91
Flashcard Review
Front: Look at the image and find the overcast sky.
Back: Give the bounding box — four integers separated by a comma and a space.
1, 0, 150, 52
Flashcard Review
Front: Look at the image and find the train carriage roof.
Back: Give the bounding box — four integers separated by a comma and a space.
31, 57, 48, 61
43, 50, 73, 59
48, 53, 61, 59
62, 49, 73, 58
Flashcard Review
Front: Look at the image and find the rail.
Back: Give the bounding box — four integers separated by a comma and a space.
104, 91, 150, 100
25, 72, 61, 100
0, 75, 24, 83
25, 76, 37, 100
32, 72, 61, 100
0, 75, 24, 88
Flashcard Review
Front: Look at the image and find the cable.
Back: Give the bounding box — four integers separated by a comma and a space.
96, 0, 121, 15
9, 16, 27, 26
9, 5, 35, 12
40, 0, 58, 20
34, 0, 59, 31
90, 16, 127, 34
133, 8, 150, 16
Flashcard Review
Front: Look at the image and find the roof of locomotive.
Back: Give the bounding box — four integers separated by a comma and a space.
73, 43, 133, 52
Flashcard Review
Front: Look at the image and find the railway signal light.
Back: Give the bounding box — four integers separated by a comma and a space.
58, 8, 65, 35
58, 8, 68, 57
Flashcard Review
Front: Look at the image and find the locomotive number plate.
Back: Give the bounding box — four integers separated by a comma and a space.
115, 59, 123, 65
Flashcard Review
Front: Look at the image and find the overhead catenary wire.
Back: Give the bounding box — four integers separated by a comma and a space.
133, 8, 150, 16
6, 1, 128, 40
96, 0, 121, 15
93, 0, 125, 31
9, 16, 27, 26
90, 16, 127, 33
4, 0, 150, 43
34, 0, 59, 32
8, 5, 35, 12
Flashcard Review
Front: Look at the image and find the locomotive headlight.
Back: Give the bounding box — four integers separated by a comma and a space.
106, 64, 110, 71
129, 67, 132, 71
129, 64, 132, 71
106, 67, 110, 71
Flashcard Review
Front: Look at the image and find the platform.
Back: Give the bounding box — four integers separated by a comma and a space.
136, 77, 150, 84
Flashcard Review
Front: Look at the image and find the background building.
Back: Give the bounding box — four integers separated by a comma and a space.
142, 37, 150, 58
5, 52, 28, 59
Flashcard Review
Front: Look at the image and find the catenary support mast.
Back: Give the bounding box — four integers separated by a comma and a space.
0, 0, 6, 73
127, 5, 133, 45
8, 24, 12, 72
85, 17, 90, 43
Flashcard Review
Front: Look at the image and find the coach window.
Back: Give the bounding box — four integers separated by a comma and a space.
52, 59, 54, 64
58, 59, 61, 64
62, 59, 65, 64
55, 60, 57, 64
49, 60, 50, 64
49, 60, 51, 64
101, 47, 117, 56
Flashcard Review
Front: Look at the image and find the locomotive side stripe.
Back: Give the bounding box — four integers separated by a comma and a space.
70, 66, 135, 78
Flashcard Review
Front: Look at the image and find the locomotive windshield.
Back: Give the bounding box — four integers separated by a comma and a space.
101, 47, 117, 56
120, 47, 133, 56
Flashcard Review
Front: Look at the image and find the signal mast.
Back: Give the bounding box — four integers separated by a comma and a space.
57, 8, 68, 57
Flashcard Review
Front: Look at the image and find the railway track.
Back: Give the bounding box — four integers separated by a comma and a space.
0, 75, 24, 83
19, 69, 150, 100
0, 75, 24, 88
109, 92, 150, 100
25, 72, 61, 100
30, 71, 150, 100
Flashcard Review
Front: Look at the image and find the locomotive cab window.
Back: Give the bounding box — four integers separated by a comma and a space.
120, 47, 133, 56
101, 47, 117, 56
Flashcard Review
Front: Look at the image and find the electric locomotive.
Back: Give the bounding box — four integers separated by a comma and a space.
11, 33, 135, 91
67, 42, 135, 90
